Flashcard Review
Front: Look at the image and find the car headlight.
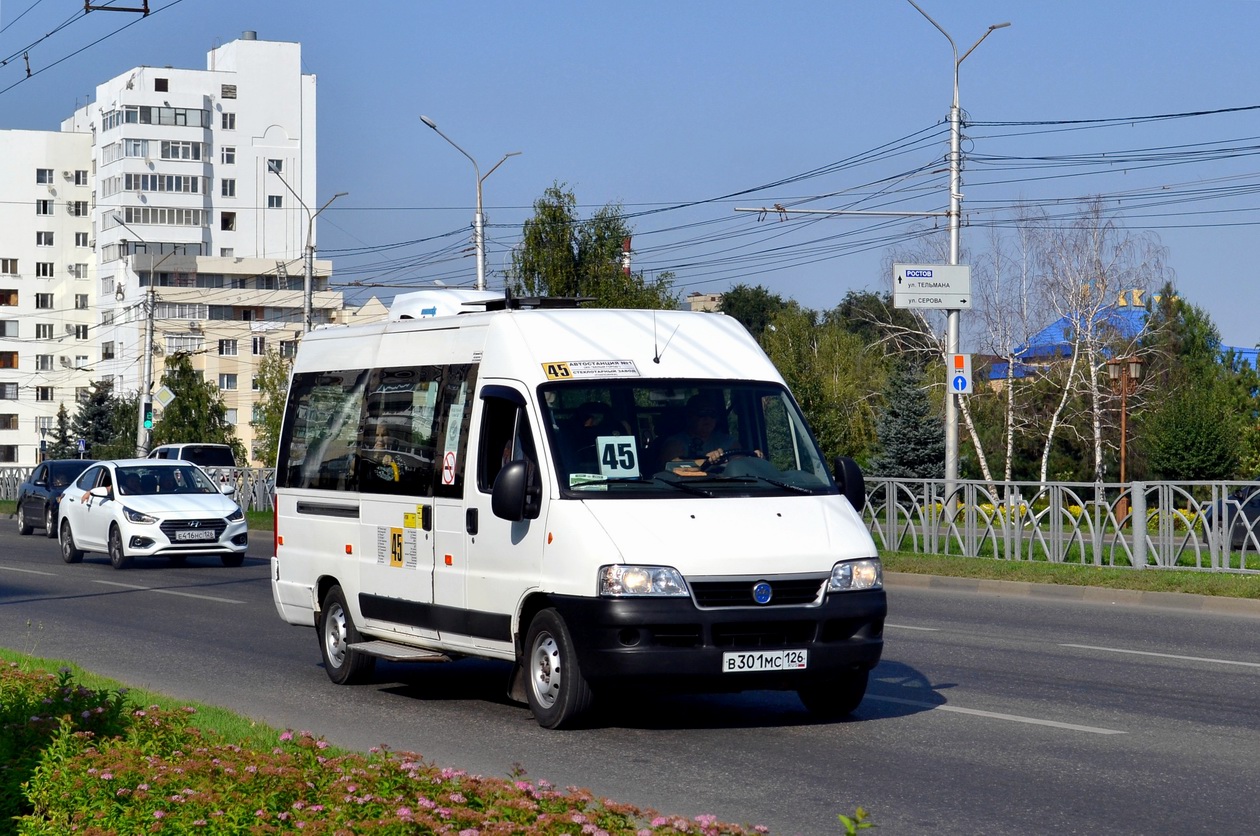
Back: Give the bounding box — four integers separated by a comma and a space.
122, 506, 158, 524
226, 506, 244, 522
828, 558, 882, 592
598, 565, 689, 597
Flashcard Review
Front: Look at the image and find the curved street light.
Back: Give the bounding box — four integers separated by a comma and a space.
420, 115, 521, 291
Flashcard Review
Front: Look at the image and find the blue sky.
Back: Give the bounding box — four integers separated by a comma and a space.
5, 0, 1260, 349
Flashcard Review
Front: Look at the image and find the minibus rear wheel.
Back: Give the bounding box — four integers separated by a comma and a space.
524, 609, 593, 729
319, 585, 376, 685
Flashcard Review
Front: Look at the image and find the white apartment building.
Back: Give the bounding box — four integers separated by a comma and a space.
55, 31, 349, 464
0, 130, 98, 464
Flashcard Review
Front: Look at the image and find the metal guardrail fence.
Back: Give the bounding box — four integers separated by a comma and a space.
865, 478, 1260, 573
2, 467, 1257, 573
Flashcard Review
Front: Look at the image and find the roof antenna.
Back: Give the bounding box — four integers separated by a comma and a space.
652, 311, 679, 364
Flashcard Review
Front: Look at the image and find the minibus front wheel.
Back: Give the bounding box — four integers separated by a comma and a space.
319, 585, 376, 685
523, 609, 593, 729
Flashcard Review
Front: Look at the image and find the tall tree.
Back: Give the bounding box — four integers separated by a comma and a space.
510, 183, 677, 309
250, 349, 293, 467
866, 363, 945, 478
93, 393, 141, 460
70, 380, 121, 459
45, 403, 78, 460
150, 352, 246, 463
718, 284, 787, 342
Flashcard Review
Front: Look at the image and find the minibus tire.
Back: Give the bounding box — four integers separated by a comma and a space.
524, 609, 593, 729
319, 585, 376, 685
797, 670, 869, 720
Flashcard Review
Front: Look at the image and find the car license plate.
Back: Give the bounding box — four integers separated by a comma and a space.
722, 649, 808, 673
175, 530, 216, 542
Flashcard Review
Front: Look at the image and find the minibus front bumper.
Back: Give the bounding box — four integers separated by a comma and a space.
549, 588, 885, 690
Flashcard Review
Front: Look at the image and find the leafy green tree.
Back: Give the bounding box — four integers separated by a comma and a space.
718, 284, 787, 342
866, 363, 945, 478
45, 403, 78, 460
510, 183, 677, 309
1142, 382, 1240, 480
150, 352, 246, 463
93, 393, 141, 461
250, 349, 293, 466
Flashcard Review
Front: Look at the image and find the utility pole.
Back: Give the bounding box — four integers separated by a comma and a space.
134, 281, 156, 456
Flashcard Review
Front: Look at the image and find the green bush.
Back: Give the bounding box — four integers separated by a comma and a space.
0, 664, 129, 830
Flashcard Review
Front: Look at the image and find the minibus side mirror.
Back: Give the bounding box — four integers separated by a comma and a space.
491, 460, 540, 522
833, 455, 866, 513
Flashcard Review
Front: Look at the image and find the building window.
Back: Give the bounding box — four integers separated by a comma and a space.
74, 355, 89, 369
74, 169, 89, 186
279, 339, 298, 359
267, 195, 283, 209
35, 263, 54, 278
0, 320, 16, 337
221, 178, 236, 198
101, 311, 114, 326
0, 383, 18, 399
165, 335, 204, 353
36, 199, 53, 215
225, 408, 238, 426
0, 446, 16, 463
220, 248, 234, 257
36, 231, 54, 247
69, 264, 89, 279
0, 352, 16, 369
219, 373, 237, 391
35, 324, 53, 340
36, 168, 53, 184
74, 324, 89, 340
35, 355, 53, 371
0, 260, 15, 275
221, 112, 235, 130
267, 159, 282, 174
35, 386, 53, 401
155, 77, 168, 92
218, 339, 238, 356
71, 201, 89, 217
221, 83, 237, 99
102, 342, 115, 360
221, 146, 235, 165
76, 387, 89, 403
221, 212, 236, 231
75, 232, 89, 247
75, 294, 89, 310
0, 414, 17, 430
160, 140, 205, 161
0, 290, 17, 306
35, 293, 53, 309
252, 335, 266, 355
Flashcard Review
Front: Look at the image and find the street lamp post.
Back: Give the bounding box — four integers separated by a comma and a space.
1106, 356, 1144, 522
269, 168, 347, 334
907, 2, 1009, 493
420, 115, 521, 291
115, 222, 177, 456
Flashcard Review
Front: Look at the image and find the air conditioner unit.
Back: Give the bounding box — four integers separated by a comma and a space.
65, 325, 76, 334
62, 170, 73, 179
59, 356, 71, 368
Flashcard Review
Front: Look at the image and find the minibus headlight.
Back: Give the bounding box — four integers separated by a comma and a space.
122, 506, 157, 525
828, 558, 882, 592
598, 565, 689, 597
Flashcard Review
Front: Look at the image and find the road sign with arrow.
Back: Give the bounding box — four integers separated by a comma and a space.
893, 264, 972, 310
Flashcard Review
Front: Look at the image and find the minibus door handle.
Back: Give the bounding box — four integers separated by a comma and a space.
465, 508, 478, 535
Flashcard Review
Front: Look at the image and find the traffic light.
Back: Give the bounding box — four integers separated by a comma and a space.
142, 401, 153, 429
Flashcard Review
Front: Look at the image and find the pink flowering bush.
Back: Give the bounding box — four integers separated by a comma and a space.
12, 668, 790, 835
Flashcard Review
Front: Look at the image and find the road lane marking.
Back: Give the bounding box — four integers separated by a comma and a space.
885, 623, 941, 631
866, 695, 1126, 735
92, 580, 244, 605
0, 566, 56, 576
1061, 643, 1260, 669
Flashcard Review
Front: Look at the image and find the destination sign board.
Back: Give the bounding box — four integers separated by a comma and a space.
892, 264, 972, 310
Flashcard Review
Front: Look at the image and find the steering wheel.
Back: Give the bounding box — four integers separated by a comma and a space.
700, 449, 756, 471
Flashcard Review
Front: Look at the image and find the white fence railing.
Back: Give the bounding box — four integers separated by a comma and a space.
865, 478, 1260, 573
0, 466, 277, 514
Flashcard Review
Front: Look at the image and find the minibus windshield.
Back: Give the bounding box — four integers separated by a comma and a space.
540, 380, 837, 498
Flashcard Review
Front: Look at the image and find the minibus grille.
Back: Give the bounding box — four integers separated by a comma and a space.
690, 577, 825, 608
712, 621, 815, 648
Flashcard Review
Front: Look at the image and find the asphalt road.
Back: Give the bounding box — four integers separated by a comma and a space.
2, 525, 1258, 834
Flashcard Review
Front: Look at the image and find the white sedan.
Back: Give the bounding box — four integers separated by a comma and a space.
58, 459, 248, 569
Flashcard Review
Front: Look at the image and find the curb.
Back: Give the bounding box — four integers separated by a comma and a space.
884, 571, 1260, 618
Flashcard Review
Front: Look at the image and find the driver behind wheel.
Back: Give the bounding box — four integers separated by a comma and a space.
660, 393, 741, 466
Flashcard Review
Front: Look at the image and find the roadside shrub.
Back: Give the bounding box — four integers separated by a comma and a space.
0, 664, 128, 829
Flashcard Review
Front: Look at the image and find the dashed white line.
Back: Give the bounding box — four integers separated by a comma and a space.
1061, 643, 1260, 669
867, 695, 1126, 735
92, 580, 244, 605
0, 565, 56, 576
885, 623, 941, 631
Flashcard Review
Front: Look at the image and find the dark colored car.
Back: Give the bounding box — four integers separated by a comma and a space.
1205, 483, 1260, 549
17, 459, 96, 538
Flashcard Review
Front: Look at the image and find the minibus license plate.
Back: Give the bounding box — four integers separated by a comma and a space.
723, 649, 807, 673
175, 530, 216, 542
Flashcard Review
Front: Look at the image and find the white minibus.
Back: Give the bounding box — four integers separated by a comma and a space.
271, 291, 885, 728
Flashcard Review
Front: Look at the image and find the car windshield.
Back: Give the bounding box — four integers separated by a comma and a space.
539, 379, 836, 498
116, 464, 219, 496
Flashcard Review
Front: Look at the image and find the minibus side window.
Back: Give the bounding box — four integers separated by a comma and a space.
432, 363, 479, 499
277, 369, 370, 491
478, 397, 537, 493
359, 366, 441, 497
